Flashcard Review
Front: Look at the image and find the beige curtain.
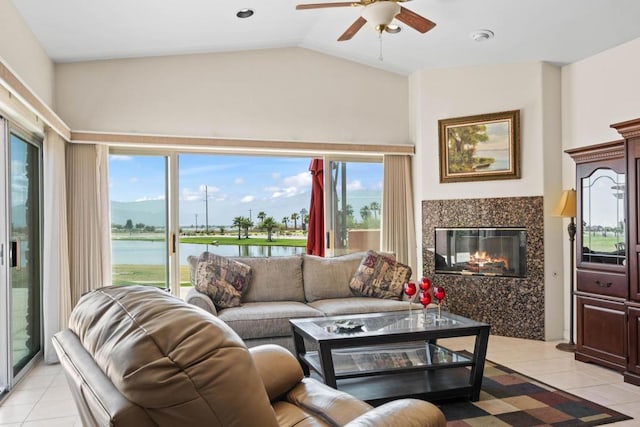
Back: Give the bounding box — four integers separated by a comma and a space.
382, 155, 417, 276
42, 128, 71, 363
66, 144, 112, 306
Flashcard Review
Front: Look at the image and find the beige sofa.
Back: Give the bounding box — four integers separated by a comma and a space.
53, 286, 446, 427
186, 252, 416, 353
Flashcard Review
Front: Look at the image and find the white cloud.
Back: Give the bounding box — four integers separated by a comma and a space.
129, 177, 139, 183
135, 195, 165, 202
110, 155, 133, 161
266, 172, 311, 198
234, 177, 244, 185
241, 195, 255, 203
181, 186, 220, 201
272, 172, 281, 180
198, 184, 221, 193
347, 180, 364, 191
283, 172, 312, 188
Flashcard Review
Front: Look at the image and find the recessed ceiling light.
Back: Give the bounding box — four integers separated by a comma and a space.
236, 8, 254, 19
385, 24, 401, 34
470, 29, 494, 42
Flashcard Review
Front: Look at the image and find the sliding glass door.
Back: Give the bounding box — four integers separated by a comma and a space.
326, 159, 383, 256
0, 119, 43, 397
109, 153, 171, 290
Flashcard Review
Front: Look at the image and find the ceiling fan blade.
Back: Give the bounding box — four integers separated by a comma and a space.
338, 16, 367, 41
395, 6, 436, 33
296, 2, 358, 10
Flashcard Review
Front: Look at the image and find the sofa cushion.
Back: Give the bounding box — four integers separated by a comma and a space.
233, 256, 305, 303
303, 252, 369, 302
218, 301, 323, 340
349, 251, 411, 300
195, 252, 252, 308
308, 297, 414, 316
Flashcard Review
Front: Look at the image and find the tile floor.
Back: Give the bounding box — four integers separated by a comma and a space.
2, 335, 640, 426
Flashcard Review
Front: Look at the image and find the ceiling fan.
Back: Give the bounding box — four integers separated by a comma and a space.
296, 0, 436, 41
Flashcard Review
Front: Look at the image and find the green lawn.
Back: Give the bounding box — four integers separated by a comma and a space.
113, 264, 191, 287
583, 232, 624, 252
180, 235, 307, 247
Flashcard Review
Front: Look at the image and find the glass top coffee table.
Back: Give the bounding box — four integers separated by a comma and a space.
290, 310, 490, 405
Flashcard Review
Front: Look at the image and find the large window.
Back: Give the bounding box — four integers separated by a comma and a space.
108, 151, 383, 293
326, 160, 383, 256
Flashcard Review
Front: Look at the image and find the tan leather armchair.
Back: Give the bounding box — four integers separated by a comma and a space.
53, 286, 446, 426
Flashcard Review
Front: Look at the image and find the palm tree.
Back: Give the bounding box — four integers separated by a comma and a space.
257, 211, 266, 222
261, 217, 277, 241
345, 204, 354, 218
218, 226, 225, 235
360, 206, 370, 221
232, 216, 244, 239
290, 212, 299, 230
282, 216, 289, 230
242, 217, 253, 238
299, 208, 308, 231
369, 201, 380, 219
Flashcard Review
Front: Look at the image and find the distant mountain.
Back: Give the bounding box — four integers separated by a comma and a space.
111, 190, 382, 228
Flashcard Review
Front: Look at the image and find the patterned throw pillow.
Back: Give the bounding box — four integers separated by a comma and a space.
195, 252, 252, 308
349, 250, 412, 300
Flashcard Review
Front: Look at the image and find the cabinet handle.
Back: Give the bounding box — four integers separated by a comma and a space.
595, 280, 612, 288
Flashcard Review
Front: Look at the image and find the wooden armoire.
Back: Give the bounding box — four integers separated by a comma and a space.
567, 117, 640, 385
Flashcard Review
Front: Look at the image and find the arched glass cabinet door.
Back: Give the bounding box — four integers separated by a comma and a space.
580, 167, 625, 266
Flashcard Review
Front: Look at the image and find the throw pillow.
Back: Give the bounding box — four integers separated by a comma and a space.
349, 250, 411, 300
195, 252, 252, 308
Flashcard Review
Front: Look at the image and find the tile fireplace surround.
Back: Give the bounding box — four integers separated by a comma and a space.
422, 196, 544, 340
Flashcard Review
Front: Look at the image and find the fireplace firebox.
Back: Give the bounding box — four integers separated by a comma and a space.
434, 227, 527, 278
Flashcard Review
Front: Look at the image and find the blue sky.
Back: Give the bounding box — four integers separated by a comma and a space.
109, 154, 383, 226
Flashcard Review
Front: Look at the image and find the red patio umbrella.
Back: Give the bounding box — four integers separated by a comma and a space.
306, 159, 325, 257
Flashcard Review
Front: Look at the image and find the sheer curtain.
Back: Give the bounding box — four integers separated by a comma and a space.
42, 128, 71, 363
66, 143, 112, 306
382, 154, 417, 275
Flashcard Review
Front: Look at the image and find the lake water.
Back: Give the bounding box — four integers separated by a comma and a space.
112, 240, 305, 265
475, 149, 509, 171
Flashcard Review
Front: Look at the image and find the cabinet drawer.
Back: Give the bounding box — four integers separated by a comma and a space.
577, 270, 627, 298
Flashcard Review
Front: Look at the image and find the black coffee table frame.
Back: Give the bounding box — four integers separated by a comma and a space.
290, 310, 490, 405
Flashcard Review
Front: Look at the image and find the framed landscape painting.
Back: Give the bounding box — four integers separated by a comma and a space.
438, 110, 520, 183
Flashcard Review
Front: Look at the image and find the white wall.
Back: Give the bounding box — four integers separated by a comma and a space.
54, 47, 409, 145
561, 37, 640, 184
409, 61, 564, 340
0, 0, 54, 107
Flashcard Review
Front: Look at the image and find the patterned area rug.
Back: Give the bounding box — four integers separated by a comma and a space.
436, 356, 632, 427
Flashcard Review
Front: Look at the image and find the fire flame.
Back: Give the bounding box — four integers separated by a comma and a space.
470, 251, 510, 270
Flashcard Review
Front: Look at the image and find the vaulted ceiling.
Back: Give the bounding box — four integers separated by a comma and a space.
11, 0, 640, 75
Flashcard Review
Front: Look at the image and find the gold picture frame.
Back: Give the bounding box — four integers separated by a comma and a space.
438, 110, 520, 183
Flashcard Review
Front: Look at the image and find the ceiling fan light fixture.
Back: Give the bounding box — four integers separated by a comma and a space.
385, 24, 401, 34
470, 29, 494, 42
361, 1, 401, 33
236, 8, 254, 19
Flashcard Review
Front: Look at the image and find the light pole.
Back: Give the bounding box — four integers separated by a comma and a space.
205, 186, 209, 234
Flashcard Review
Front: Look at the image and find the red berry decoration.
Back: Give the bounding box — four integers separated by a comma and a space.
434, 286, 446, 303
419, 277, 432, 291
404, 281, 417, 297
419, 291, 432, 307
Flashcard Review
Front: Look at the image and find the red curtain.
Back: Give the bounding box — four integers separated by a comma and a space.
306, 159, 325, 257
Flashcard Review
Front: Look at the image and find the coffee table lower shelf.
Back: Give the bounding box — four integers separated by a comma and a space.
331, 367, 474, 406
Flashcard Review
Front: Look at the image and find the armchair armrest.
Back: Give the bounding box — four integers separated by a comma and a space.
345, 399, 446, 427
250, 344, 303, 402
185, 287, 217, 316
